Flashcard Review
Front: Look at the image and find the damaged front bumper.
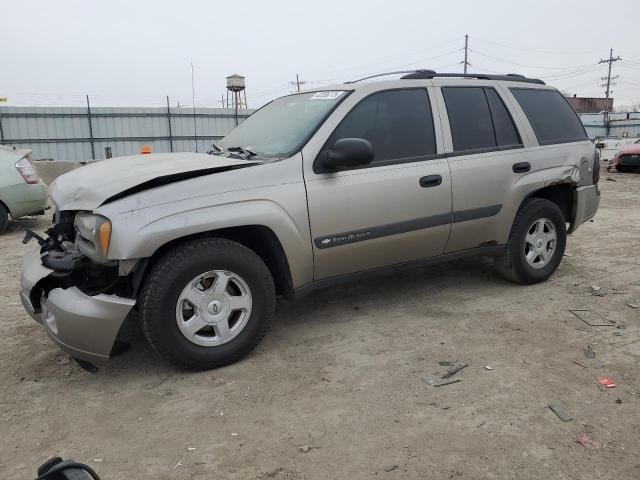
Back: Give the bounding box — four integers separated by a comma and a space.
20, 248, 135, 365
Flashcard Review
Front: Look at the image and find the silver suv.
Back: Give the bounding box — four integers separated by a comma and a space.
20, 71, 600, 370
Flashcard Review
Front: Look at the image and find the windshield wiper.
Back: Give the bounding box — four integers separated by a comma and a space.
226, 146, 257, 159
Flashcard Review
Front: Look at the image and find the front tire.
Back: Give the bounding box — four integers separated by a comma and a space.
496, 198, 567, 284
140, 238, 275, 369
0, 204, 8, 233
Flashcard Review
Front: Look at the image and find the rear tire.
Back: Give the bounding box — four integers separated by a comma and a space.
496, 198, 566, 284
140, 238, 275, 369
617, 164, 631, 173
0, 204, 8, 233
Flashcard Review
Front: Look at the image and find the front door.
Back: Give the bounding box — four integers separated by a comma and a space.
303, 88, 453, 280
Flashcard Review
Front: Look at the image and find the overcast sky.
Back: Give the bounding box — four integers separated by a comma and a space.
2, 0, 640, 108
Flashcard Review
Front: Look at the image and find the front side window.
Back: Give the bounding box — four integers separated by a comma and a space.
442, 87, 521, 152
325, 89, 437, 165
510, 88, 587, 145
218, 90, 349, 158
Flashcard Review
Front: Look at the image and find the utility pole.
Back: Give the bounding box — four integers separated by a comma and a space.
463, 34, 470, 74
599, 48, 621, 112
190, 62, 197, 152
289, 73, 307, 93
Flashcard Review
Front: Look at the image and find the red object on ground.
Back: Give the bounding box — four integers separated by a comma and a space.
597, 376, 616, 388
575, 433, 602, 450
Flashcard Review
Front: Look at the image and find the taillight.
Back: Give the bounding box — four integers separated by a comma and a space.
593, 151, 600, 184
15, 157, 39, 184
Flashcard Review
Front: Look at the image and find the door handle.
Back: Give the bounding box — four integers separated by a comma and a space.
512, 162, 531, 173
419, 175, 442, 188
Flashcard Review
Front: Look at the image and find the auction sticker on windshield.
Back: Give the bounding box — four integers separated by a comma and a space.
309, 91, 346, 100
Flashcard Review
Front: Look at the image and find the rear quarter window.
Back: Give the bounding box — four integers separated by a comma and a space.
510, 88, 587, 145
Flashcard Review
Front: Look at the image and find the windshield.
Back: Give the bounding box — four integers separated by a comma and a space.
218, 90, 349, 158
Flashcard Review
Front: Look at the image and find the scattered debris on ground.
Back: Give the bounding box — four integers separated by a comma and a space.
2, 174, 639, 478
434, 379, 461, 387
571, 309, 614, 326
597, 376, 616, 388
584, 345, 596, 358
548, 402, 574, 422
442, 363, 468, 379
575, 433, 602, 450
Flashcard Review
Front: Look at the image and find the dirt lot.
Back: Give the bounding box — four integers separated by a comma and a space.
1, 170, 639, 480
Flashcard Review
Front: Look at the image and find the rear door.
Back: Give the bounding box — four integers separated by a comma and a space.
303, 87, 452, 280
437, 84, 527, 252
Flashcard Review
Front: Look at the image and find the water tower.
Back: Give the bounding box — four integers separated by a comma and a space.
226, 74, 247, 126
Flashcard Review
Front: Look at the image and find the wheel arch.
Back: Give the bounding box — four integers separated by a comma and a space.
0, 197, 13, 218
138, 225, 294, 300
525, 183, 574, 225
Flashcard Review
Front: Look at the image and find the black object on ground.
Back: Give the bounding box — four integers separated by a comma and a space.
73, 358, 99, 373
433, 379, 462, 387
548, 402, 574, 422
36, 457, 101, 479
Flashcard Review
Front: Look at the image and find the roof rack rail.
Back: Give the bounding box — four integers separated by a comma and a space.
346, 70, 545, 85
345, 70, 435, 84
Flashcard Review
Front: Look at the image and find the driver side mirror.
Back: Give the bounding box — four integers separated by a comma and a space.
321, 138, 374, 171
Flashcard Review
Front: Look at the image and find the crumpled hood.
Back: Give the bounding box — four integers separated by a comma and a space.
49, 152, 256, 211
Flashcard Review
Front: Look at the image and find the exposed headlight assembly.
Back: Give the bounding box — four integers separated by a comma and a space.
74, 213, 112, 263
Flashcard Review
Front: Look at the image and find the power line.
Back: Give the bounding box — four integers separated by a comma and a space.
470, 49, 594, 70
303, 36, 464, 77
542, 65, 601, 82
316, 48, 463, 84
472, 37, 600, 56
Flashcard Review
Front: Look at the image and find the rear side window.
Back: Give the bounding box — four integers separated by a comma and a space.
485, 89, 521, 147
327, 89, 436, 164
510, 88, 587, 145
442, 87, 521, 152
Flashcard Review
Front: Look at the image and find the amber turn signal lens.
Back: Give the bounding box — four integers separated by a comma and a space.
98, 221, 111, 257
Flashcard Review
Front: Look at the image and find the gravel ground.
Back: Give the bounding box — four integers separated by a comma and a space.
1, 169, 639, 479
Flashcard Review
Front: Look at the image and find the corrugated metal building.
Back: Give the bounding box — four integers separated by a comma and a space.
580, 112, 640, 139
0, 106, 254, 161
3, 104, 639, 160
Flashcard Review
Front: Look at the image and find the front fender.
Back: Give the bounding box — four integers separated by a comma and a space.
98, 194, 313, 288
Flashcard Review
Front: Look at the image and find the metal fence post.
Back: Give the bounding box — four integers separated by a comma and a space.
0, 110, 4, 144
86, 95, 96, 160
166, 96, 173, 152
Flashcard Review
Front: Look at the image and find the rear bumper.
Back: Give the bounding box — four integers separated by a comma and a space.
20, 248, 135, 365
570, 184, 600, 233
9, 181, 48, 218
